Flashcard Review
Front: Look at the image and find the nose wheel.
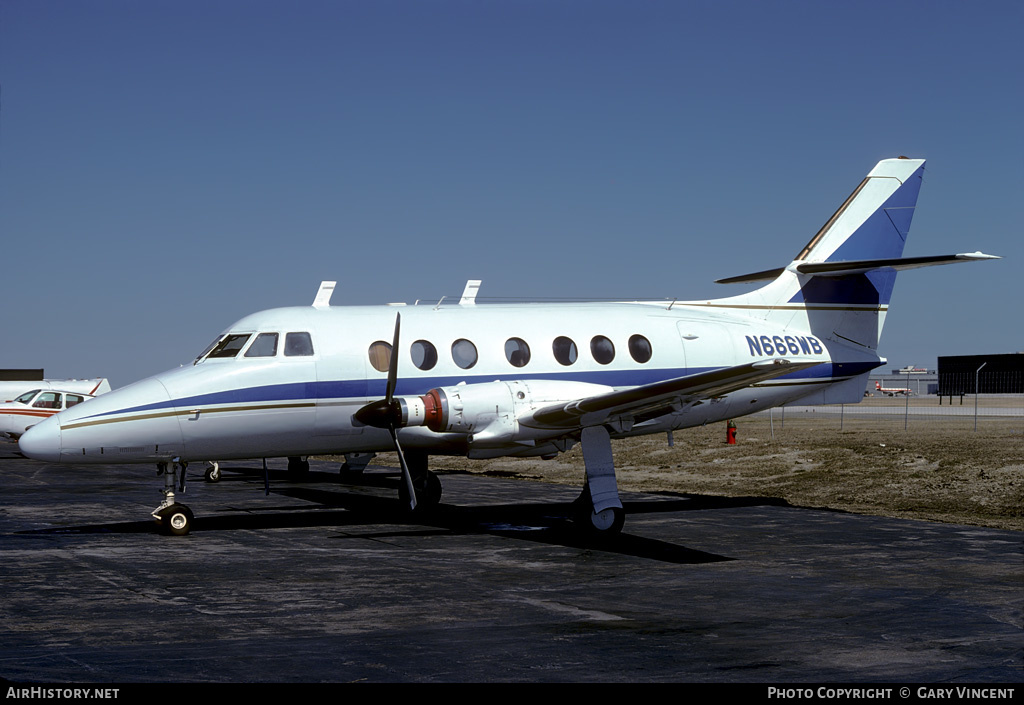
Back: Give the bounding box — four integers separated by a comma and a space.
153, 459, 194, 536
154, 503, 194, 536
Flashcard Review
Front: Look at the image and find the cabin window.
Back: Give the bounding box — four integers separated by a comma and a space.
590, 335, 615, 365
451, 339, 478, 369
66, 394, 86, 408
284, 332, 314, 357
245, 333, 279, 358
208, 334, 252, 359
32, 392, 61, 409
552, 336, 578, 366
629, 334, 653, 363
368, 341, 392, 373
505, 338, 531, 368
411, 340, 438, 371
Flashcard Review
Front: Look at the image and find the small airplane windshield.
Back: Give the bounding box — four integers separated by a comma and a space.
32, 392, 62, 409
14, 390, 40, 404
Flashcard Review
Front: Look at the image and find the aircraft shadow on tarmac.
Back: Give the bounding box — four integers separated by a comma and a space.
18, 463, 795, 565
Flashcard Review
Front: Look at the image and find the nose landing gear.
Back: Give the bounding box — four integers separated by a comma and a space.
153, 459, 193, 536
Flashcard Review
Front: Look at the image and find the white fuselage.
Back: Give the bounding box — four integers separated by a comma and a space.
18, 299, 876, 465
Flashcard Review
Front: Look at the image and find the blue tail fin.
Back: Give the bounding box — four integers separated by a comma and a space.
700, 157, 927, 349
702, 157, 996, 350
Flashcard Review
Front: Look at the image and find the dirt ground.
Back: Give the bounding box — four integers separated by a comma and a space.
422, 412, 1023, 532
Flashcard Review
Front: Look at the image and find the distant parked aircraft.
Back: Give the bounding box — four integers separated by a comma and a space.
1, 388, 103, 439
875, 381, 913, 396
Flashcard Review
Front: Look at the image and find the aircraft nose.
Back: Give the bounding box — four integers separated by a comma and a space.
19, 416, 63, 462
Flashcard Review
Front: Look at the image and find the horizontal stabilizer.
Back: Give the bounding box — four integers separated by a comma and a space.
715, 268, 786, 285
717, 252, 1000, 284
794, 252, 1000, 276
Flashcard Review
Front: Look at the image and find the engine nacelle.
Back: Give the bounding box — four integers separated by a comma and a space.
396, 379, 612, 447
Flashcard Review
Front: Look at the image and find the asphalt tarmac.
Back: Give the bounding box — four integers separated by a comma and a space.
1, 443, 1020, 683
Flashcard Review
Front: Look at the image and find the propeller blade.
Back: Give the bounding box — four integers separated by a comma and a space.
389, 425, 417, 511
385, 312, 400, 403
353, 312, 403, 429
353, 312, 417, 511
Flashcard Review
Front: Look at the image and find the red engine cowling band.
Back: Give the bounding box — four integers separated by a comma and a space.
419, 387, 447, 433
396, 387, 450, 432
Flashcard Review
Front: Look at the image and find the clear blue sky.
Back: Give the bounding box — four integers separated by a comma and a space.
2, 1, 1021, 388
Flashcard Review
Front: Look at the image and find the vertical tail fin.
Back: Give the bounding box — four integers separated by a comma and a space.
702, 157, 926, 350
793, 157, 924, 266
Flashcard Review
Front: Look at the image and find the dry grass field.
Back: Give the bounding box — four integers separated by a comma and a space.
426, 409, 1023, 532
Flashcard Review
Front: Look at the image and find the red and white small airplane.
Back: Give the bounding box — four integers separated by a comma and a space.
0, 378, 110, 401
1, 388, 104, 440
875, 381, 913, 396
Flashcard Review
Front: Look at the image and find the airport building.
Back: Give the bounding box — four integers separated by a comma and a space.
937, 353, 1024, 396
0, 369, 44, 382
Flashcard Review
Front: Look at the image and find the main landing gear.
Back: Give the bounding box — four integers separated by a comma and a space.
574, 426, 625, 537
287, 456, 310, 479
399, 451, 442, 510
340, 452, 375, 476
153, 459, 193, 536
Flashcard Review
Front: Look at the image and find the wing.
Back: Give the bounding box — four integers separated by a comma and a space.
520, 358, 824, 430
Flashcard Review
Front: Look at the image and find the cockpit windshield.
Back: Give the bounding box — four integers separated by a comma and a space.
195, 333, 252, 363
195, 328, 317, 364
207, 334, 252, 359
14, 390, 40, 404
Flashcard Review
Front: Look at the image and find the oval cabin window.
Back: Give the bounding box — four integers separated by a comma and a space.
590, 335, 615, 365
368, 341, 392, 373
505, 338, 531, 367
411, 340, 438, 370
552, 336, 578, 366
628, 334, 653, 363
451, 339, 478, 369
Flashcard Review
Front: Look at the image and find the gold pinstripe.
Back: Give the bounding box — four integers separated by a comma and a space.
62, 402, 317, 430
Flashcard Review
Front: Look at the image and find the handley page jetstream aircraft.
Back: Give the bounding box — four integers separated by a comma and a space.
19, 158, 999, 536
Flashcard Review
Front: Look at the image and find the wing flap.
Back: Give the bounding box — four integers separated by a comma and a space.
521, 358, 824, 429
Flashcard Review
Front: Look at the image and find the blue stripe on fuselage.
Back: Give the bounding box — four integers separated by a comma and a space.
75, 361, 879, 422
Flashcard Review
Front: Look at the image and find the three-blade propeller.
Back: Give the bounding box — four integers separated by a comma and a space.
353, 313, 418, 511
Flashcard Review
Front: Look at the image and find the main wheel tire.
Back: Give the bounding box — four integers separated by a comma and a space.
585, 506, 625, 536
399, 471, 443, 511
573, 485, 625, 537
158, 504, 194, 536
287, 456, 310, 480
